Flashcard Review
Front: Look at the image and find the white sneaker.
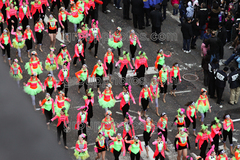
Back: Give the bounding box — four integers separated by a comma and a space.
119, 7, 122, 9
182, 48, 186, 52
113, 4, 115, 6
107, 9, 111, 12
188, 50, 191, 53
229, 46, 234, 49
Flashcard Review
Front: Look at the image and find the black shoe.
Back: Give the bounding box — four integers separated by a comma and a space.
191, 46, 196, 49
178, 24, 181, 26
210, 96, 216, 99
139, 27, 145, 30
146, 24, 150, 27
126, 18, 132, 20
221, 99, 224, 102
228, 102, 234, 105
102, 11, 107, 14
217, 102, 222, 105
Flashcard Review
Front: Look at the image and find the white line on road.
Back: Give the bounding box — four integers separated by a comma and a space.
166, 11, 180, 23
140, 141, 154, 160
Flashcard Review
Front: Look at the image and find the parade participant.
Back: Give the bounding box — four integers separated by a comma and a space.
0, 28, 12, 66
58, 7, 70, 41
152, 133, 166, 160
23, 72, 44, 110
78, 23, 89, 52
217, 150, 228, 160
39, 93, 55, 130
223, 114, 234, 154
108, 132, 126, 160
91, 60, 107, 91
75, 106, 88, 137
150, 75, 160, 116
108, 27, 123, 57
10, 59, 23, 87
98, 110, 116, 150
0, 11, 4, 34
47, 14, 58, 49
104, 48, 114, 83
50, 0, 61, 13
54, 91, 71, 115
135, 51, 148, 87
210, 117, 222, 154
75, 64, 88, 93
154, 49, 172, 71
11, 26, 24, 63
158, 64, 169, 103
115, 51, 133, 85
117, 112, 135, 151
94, 132, 107, 160
195, 124, 213, 160
139, 85, 153, 117
88, 19, 101, 58
57, 43, 71, 68
215, 67, 228, 105
98, 83, 116, 112
83, 88, 94, 127
231, 145, 240, 160
34, 18, 44, 52
124, 136, 143, 160
205, 145, 217, 160
57, 61, 69, 97
45, 48, 59, 75
0, 0, 9, 21
129, 29, 142, 65
19, 0, 31, 31
115, 83, 136, 118
44, 73, 57, 96
170, 62, 181, 96
157, 112, 169, 152
41, 0, 49, 19
74, 134, 89, 160
30, 0, 43, 24
195, 88, 211, 124
84, 0, 103, 24
25, 51, 42, 77
185, 101, 197, 137
68, 3, 84, 35
174, 127, 190, 160
73, 39, 85, 66
138, 111, 155, 158
47, 108, 70, 150
23, 25, 35, 58
6, 3, 18, 32
173, 108, 186, 129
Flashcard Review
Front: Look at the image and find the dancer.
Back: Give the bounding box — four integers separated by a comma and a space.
34, 18, 44, 52
117, 112, 135, 152
88, 19, 101, 58
195, 88, 211, 124
44, 73, 57, 96
174, 127, 190, 160
19, 0, 31, 31
25, 51, 42, 77
0, 28, 12, 66
185, 101, 197, 136
39, 93, 55, 130
47, 14, 58, 49
0, 11, 4, 34
108, 27, 123, 57
11, 26, 24, 63
153, 133, 167, 160
223, 114, 234, 154
50, 0, 61, 13
83, 88, 94, 127
75, 64, 88, 93
73, 39, 85, 66
129, 29, 142, 65
104, 48, 114, 83
94, 132, 107, 160
154, 49, 172, 71
170, 62, 181, 96
173, 108, 186, 129
68, 3, 84, 35
138, 112, 155, 158
210, 117, 222, 154
158, 64, 169, 103
91, 60, 107, 91
108, 132, 126, 160
98, 83, 116, 112
57, 61, 69, 97
54, 91, 71, 115
0, 0, 9, 21
6, 3, 18, 31
78, 23, 89, 52
58, 7, 70, 41
57, 44, 71, 68
74, 134, 89, 160
115, 83, 136, 118
47, 108, 70, 150
231, 145, 240, 160
75, 106, 88, 138
195, 124, 213, 160
135, 51, 148, 87
157, 112, 169, 152
98, 110, 116, 150
23, 73, 44, 110
9, 59, 23, 87
217, 150, 228, 160
124, 136, 143, 160
30, 0, 43, 24
23, 25, 35, 58
150, 75, 160, 116
139, 85, 153, 117
41, 0, 49, 19
45, 48, 59, 75
205, 145, 216, 160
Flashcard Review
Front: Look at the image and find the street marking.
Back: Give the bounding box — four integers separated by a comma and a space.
165, 138, 178, 159
36, 108, 41, 111
233, 137, 238, 142
116, 111, 136, 121
166, 11, 180, 23
136, 134, 143, 137
128, 110, 138, 114
140, 141, 154, 160
222, 118, 240, 123
167, 90, 191, 94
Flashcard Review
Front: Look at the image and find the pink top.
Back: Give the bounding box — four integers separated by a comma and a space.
201, 43, 209, 57
115, 58, 133, 73
138, 116, 155, 133
75, 141, 87, 152
51, 115, 69, 127
129, 35, 141, 47
74, 43, 84, 57
7, 8, 18, 19
135, 57, 148, 70
78, 30, 89, 40
115, 92, 135, 110
41, 0, 49, 6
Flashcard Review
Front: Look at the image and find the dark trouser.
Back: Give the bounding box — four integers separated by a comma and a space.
208, 76, 215, 98
172, 77, 178, 90
57, 82, 68, 97
186, 115, 196, 130
82, 38, 87, 52
8, 16, 18, 32
226, 30, 231, 42
130, 152, 140, 160
63, 0, 70, 10
122, 103, 129, 118
60, 21, 68, 33
2, 44, 10, 58
223, 129, 233, 145
123, 3, 130, 19
143, 8, 150, 25
152, 26, 161, 43
216, 87, 224, 103
213, 134, 220, 154
88, 40, 99, 57
44, 109, 53, 122
85, 7, 95, 24
87, 103, 93, 126
132, 13, 144, 28
191, 35, 197, 47
200, 140, 208, 159
160, 5, 167, 19
102, 0, 110, 12
114, 0, 121, 8
50, 0, 61, 12
57, 122, 67, 146
2, 4, 6, 21
141, 98, 149, 111
106, 62, 113, 75
78, 123, 87, 139
22, 15, 29, 32
121, 65, 127, 85
143, 131, 151, 146
46, 87, 54, 96
183, 38, 191, 51
160, 82, 167, 93
115, 47, 121, 56
33, 10, 40, 24
157, 64, 163, 71
0, 23, 2, 34
36, 32, 43, 45
113, 149, 121, 160
130, 44, 137, 59
158, 128, 167, 142
203, 70, 209, 86
25, 39, 33, 50
41, 4, 47, 19
73, 55, 85, 65
136, 65, 145, 88
155, 153, 165, 160
96, 74, 103, 89
95, 3, 99, 20
78, 79, 88, 91
224, 54, 236, 65
124, 133, 131, 150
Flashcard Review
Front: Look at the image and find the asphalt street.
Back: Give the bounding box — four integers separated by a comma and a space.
3, 1, 240, 160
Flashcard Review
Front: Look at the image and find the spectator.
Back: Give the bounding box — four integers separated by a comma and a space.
191, 18, 201, 49
196, 3, 208, 39
131, 0, 145, 29
114, 0, 122, 9
215, 67, 228, 105
171, 0, 179, 15
228, 67, 240, 105
123, 0, 131, 20
149, 0, 160, 11
186, 1, 194, 18
160, 0, 168, 20
217, 23, 227, 59
224, 43, 240, 66
208, 2, 221, 30
150, 4, 163, 43
143, 0, 151, 27
203, 28, 211, 41
179, 0, 186, 25
208, 58, 219, 99
201, 54, 211, 86
225, 15, 234, 42
102, 0, 111, 13
181, 18, 193, 53
201, 39, 210, 57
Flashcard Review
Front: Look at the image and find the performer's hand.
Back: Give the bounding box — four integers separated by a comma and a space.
139, 103, 141, 106
39, 100, 41, 105
137, 111, 141, 116
23, 82, 26, 86
11, 20, 14, 23
124, 136, 128, 140
151, 101, 153, 104
47, 122, 50, 125
195, 147, 197, 149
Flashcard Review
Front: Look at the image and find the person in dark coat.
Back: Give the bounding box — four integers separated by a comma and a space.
196, 3, 208, 39
228, 67, 240, 105
201, 54, 211, 86
191, 18, 201, 49
225, 15, 234, 42
150, 4, 163, 43
102, 0, 110, 13
215, 67, 228, 105
160, 0, 168, 20
217, 23, 227, 59
143, 0, 151, 27
131, 0, 145, 29
208, 58, 219, 99
208, 2, 221, 30
179, 0, 186, 25
123, 0, 131, 20
181, 18, 193, 53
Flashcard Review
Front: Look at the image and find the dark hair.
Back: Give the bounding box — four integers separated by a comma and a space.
172, 62, 178, 66
185, 101, 194, 106
223, 114, 230, 120
230, 67, 235, 72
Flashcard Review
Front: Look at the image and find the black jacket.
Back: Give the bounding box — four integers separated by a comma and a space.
181, 22, 193, 39
122, 0, 130, 4
192, 21, 201, 36
228, 70, 240, 89
215, 70, 228, 88
196, 8, 208, 26
161, 0, 168, 6
150, 10, 163, 27
205, 36, 223, 56
218, 26, 227, 46
131, 0, 144, 14
202, 55, 211, 71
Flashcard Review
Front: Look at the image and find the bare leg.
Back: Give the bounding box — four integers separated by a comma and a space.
163, 93, 166, 103
52, 34, 57, 48
145, 146, 149, 157
182, 148, 187, 160
177, 150, 182, 160
102, 151, 106, 160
